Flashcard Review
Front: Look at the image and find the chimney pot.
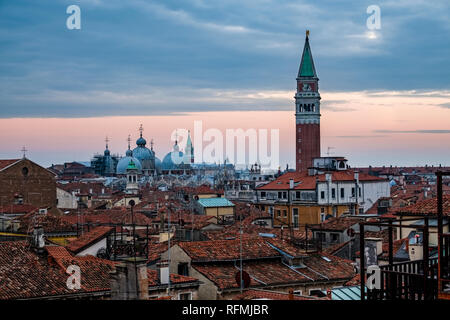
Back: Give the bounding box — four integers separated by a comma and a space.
157, 261, 170, 285
289, 179, 294, 189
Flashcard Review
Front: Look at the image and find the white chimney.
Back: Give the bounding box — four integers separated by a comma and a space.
289, 179, 294, 189
354, 171, 359, 181
409, 242, 423, 262
325, 173, 332, 182
157, 261, 170, 285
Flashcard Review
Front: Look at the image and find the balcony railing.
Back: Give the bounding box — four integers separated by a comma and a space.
366, 259, 439, 300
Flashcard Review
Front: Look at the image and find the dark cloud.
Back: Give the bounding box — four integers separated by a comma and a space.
0, 0, 449, 118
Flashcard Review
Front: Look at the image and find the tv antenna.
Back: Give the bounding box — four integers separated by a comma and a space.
326, 147, 335, 156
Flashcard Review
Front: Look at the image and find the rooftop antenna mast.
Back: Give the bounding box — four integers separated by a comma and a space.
326, 146, 335, 156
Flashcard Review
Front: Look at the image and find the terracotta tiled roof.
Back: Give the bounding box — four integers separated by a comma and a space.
147, 269, 199, 286
344, 274, 361, 286
16, 211, 76, 233
147, 240, 178, 263
66, 226, 113, 254
46, 245, 117, 293
193, 254, 355, 290
0, 159, 20, 171
61, 208, 153, 226
257, 170, 385, 190
357, 166, 450, 176
0, 241, 197, 300
323, 240, 351, 256
394, 195, 450, 216
310, 216, 360, 232
179, 238, 280, 262
0, 242, 115, 299
233, 289, 325, 300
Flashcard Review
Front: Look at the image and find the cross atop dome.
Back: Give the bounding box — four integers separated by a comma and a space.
139, 124, 144, 137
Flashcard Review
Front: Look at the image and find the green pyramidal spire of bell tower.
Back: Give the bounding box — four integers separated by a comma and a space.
297, 30, 317, 78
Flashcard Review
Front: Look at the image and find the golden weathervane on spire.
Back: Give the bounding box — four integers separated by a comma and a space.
306, 30, 310, 37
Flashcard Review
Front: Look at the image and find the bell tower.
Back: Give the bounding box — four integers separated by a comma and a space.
295, 30, 321, 172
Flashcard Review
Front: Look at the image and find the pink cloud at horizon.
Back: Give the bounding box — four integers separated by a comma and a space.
0, 91, 449, 168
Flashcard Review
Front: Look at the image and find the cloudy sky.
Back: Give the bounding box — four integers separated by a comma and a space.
0, 0, 449, 167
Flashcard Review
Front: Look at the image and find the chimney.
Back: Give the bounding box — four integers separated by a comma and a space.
288, 289, 294, 300
326, 289, 332, 300
365, 238, 383, 256
289, 179, 294, 189
30, 225, 45, 254
409, 234, 423, 261
110, 257, 149, 300
157, 260, 170, 285
354, 171, 359, 182
325, 173, 332, 183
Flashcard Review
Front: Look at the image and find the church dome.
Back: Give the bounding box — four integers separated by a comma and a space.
132, 146, 154, 161
162, 150, 184, 170
116, 155, 142, 174
136, 136, 147, 146
155, 156, 162, 170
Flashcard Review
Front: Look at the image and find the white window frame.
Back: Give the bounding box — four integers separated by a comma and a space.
178, 292, 193, 300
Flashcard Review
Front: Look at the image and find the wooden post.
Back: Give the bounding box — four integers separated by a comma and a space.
437, 172, 443, 294
388, 220, 394, 266
388, 220, 394, 299
423, 218, 429, 299
360, 222, 365, 300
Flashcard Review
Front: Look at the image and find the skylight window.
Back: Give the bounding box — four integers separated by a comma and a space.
322, 256, 331, 262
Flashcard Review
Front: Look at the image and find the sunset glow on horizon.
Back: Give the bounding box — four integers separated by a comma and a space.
1, 90, 449, 168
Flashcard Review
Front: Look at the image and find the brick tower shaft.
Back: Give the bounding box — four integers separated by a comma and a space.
295, 30, 321, 172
